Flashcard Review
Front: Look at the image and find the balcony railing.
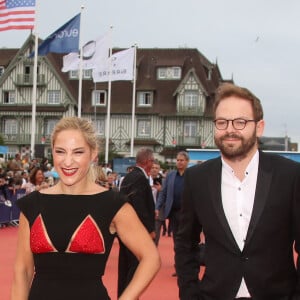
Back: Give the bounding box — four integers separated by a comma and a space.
176, 135, 201, 146
3, 133, 50, 145
15, 74, 46, 87
177, 105, 204, 116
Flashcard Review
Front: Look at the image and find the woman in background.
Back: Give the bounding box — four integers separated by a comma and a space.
94, 164, 108, 188
22, 167, 49, 194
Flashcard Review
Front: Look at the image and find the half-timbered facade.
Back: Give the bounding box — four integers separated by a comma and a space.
0, 35, 229, 161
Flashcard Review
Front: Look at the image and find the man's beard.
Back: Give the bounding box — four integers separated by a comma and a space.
214, 131, 257, 161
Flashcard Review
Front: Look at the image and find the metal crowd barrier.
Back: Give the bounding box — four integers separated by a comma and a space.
0, 188, 26, 226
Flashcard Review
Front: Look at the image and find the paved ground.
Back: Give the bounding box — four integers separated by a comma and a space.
1, 225, 204, 300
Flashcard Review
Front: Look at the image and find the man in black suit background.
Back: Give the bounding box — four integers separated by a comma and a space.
118, 147, 156, 297
175, 83, 300, 300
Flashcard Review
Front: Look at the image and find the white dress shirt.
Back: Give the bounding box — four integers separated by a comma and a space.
221, 150, 259, 298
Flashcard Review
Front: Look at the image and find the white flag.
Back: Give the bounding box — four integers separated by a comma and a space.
62, 52, 79, 72
62, 33, 110, 72
92, 47, 135, 82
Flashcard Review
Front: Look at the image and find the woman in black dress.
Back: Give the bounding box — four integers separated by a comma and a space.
11, 117, 160, 300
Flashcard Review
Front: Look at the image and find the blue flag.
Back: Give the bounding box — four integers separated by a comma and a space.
31, 13, 80, 57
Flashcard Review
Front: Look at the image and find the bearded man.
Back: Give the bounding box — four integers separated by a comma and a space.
175, 83, 300, 300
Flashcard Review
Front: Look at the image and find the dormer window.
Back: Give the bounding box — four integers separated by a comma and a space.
137, 91, 153, 107
157, 67, 181, 80
92, 90, 106, 106
0, 66, 4, 76
204, 66, 212, 80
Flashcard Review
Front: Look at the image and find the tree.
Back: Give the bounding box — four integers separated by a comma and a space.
98, 150, 123, 165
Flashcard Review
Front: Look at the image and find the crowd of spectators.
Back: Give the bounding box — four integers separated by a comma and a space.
0, 154, 171, 232
0, 154, 58, 228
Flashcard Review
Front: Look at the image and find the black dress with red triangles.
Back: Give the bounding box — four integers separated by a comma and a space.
17, 190, 125, 300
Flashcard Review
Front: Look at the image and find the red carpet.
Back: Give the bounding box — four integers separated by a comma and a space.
0, 226, 205, 300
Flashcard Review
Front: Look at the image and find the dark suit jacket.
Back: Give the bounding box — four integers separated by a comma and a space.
156, 170, 177, 219
175, 151, 300, 300
120, 166, 155, 233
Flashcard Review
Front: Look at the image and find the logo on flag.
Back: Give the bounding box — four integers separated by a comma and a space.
92, 47, 135, 82
62, 33, 110, 72
0, 0, 35, 31
30, 13, 80, 57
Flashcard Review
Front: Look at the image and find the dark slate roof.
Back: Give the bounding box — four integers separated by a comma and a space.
86, 48, 223, 117
0, 39, 225, 117
0, 48, 18, 66
43, 48, 224, 116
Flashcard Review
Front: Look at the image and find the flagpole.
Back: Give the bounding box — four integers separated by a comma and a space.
30, 0, 39, 159
130, 44, 137, 157
94, 82, 97, 123
77, 5, 84, 118
104, 26, 113, 164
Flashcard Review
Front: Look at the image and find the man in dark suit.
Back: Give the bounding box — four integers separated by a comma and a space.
175, 82, 300, 300
156, 151, 189, 275
118, 147, 156, 297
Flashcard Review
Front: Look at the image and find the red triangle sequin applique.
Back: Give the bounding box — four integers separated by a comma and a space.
67, 215, 105, 254
30, 214, 57, 253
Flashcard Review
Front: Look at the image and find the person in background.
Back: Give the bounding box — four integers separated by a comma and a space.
43, 163, 53, 179
0, 173, 9, 200
11, 117, 160, 300
118, 147, 156, 297
0, 173, 10, 228
45, 176, 55, 187
94, 165, 108, 188
118, 165, 134, 189
149, 161, 165, 245
175, 82, 300, 300
102, 163, 112, 176
155, 151, 189, 276
40, 158, 49, 172
7, 153, 24, 172
28, 158, 39, 172
21, 170, 29, 186
22, 167, 49, 194
107, 172, 119, 191
21, 154, 30, 171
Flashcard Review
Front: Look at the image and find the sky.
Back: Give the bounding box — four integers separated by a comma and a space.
1, 0, 300, 146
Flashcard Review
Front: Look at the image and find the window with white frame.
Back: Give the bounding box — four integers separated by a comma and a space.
69, 69, 92, 79
83, 69, 92, 78
70, 70, 78, 79
184, 121, 197, 137
137, 120, 151, 137
92, 90, 106, 106
183, 120, 198, 145
47, 91, 61, 104
184, 91, 198, 107
157, 67, 181, 80
4, 119, 17, 134
158, 68, 166, 79
137, 91, 153, 106
3, 91, 16, 104
173, 67, 181, 79
0, 66, 4, 76
94, 119, 105, 135
45, 119, 58, 136
24, 65, 31, 80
